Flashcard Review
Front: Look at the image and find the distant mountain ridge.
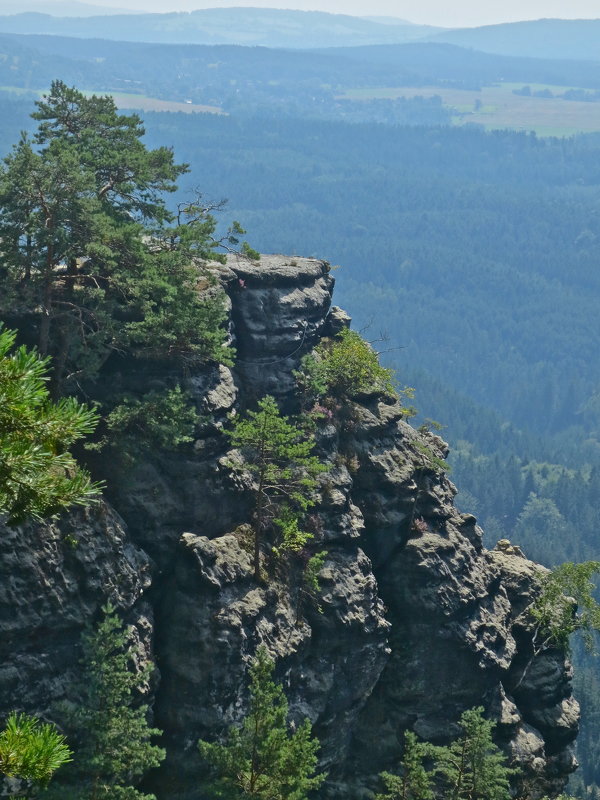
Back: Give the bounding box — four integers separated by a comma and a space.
430, 18, 600, 62
0, 8, 597, 60
0, 7, 443, 47
0, 1, 137, 15
360, 16, 414, 25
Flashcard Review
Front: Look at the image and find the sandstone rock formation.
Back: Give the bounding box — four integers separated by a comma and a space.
0, 254, 578, 798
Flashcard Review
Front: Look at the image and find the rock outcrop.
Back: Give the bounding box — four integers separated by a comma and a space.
0, 254, 578, 798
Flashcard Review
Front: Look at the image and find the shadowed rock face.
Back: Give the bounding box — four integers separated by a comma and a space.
0, 502, 153, 718
0, 254, 578, 799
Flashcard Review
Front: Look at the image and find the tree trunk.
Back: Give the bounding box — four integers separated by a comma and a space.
38, 247, 54, 356
51, 329, 70, 400
254, 487, 264, 582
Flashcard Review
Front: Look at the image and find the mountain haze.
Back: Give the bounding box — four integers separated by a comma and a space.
0, 7, 442, 47
0, 8, 596, 59
0, 1, 138, 15
431, 18, 600, 62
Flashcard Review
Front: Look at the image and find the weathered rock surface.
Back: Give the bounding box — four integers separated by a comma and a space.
0, 502, 153, 717
219, 254, 334, 400
0, 254, 579, 799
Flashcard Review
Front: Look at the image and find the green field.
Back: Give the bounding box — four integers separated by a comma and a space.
340, 83, 600, 136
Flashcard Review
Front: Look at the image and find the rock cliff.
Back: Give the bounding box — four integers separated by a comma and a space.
0, 255, 578, 798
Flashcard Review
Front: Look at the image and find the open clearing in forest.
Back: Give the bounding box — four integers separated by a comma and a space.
341, 83, 600, 136
106, 92, 225, 115
0, 86, 225, 115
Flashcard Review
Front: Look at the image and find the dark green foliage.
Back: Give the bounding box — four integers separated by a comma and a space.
226, 395, 326, 580
376, 732, 435, 800
0, 325, 100, 524
0, 81, 234, 397
46, 603, 165, 800
433, 708, 513, 800
86, 386, 199, 462
379, 710, 512, 800
198, 646, 325, 800
0, 713, 72, 789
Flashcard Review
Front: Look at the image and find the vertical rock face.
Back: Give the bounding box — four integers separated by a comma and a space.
223, 254, 334, 400
0, 502, 153, 718
0, 255, 578, 798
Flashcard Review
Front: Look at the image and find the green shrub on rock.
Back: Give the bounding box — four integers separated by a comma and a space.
298, 328, 396, 401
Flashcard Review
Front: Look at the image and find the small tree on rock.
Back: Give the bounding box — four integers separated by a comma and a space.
378, 709, 513, 800
198, 646, 325, 800
226, 395, 326, 581
376, 731, 435, 800
45, 603, 165, 800
297, 328, 397, 402
529, 561, 600, 654
434, 707, 513, 800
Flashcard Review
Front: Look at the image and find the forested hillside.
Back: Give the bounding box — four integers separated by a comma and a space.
2, 94, 600, 499
3, 83, 588, 800
3, 32, 600, 121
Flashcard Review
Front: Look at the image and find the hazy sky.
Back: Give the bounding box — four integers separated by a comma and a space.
84, 0, 600, 27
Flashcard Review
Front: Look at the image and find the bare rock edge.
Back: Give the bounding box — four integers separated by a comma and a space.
0, 255, 578, 798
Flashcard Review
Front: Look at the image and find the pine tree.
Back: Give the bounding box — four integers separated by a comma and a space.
0, 325, 100, 524
0, 712, 72, 795
226, 396, 325, 581
198, 647, 325, 800
46, 603, 165, 800
378, 711, 513, 800
435, 707, 512, 800
0, 81, 238, 397
376, 732, 435, 800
